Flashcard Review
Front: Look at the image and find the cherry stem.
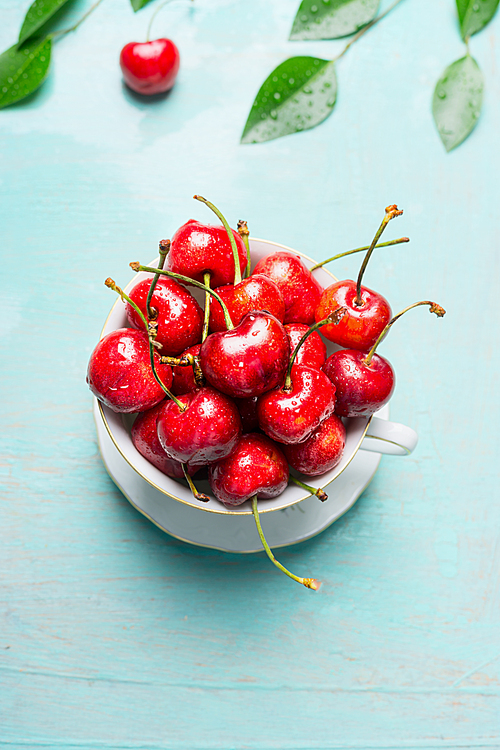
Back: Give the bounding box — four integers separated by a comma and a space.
183, 465, 210, 502
238, 220, 251, 279
193, 195, 242, 286
49, 0, 105, 39
310, 237, 409, 271
146, 0, 191, 42
363, 300, 446, 366
160, 353, 205, 386
130, 263, 234, 330
289, 476, 328, 502
334, 0, 406, 62
355, 205, 403, 307
283, 308, 346, 391
202, 272, 211, 343
104, 278, 186, 411
146, 239, 170, 321
251, 497, 321, 590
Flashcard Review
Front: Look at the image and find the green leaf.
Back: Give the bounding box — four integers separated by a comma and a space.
432, 55, 483, 152
0, 37, 52, 110
290, 0, 380, 40
18, 0, 73, 47
130, 0, 155, 11
241, 57, 337, 144
456, 0, 499, 39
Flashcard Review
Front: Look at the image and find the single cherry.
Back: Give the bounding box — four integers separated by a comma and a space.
120, 39, 180, 95
252, 251, 323, 325
209, 275, 285, 332
323, 301, 446, 418
282, 415, 346, 476
315, 205, 403, 350
156, 386, 241, 468
284, 323, 326, 370
126, 276, 203, 355
199, 311, 290, 398
131, 401, 197, 478
87, 328, 173, 413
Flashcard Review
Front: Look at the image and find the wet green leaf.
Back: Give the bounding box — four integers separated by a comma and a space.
290, 0, 380, 40
130, 0, 155, 11
456, 0, 499, 39
18, 0, 73, 46
241, 57, 337, 144
0, 38, 52, 110
432, 55, 483, 152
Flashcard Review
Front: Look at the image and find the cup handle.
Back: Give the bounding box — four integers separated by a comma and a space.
360, 416, 418, 456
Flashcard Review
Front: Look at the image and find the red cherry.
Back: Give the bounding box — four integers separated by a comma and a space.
322, 349, 395, 418
167, 220, 247, 289
257, 365, 336, 445
208, 275, 285, 332
209, 433, 289, 506
120, 39, 180, 95
252, 251, 323, 325
282, 415, 346, 476
284, 323, 326, 370
156, 386, 241, 468
199, 311, 290, 398
125, 276, 203, 356
87, 328, 172, 413
131, 402, 197, 478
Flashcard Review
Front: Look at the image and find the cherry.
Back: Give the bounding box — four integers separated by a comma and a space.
257, 364, 336, 444
209, 275, 285, 332
252, 250, 323, 325
156, 386, 241, 468
315, 205, 403, 350
199, 311, 290, 398
87, 328, 173, 413
284, 323, 326, 370
131, 401, 197, 478
209, 433, 289, 507
282, 415, 346, 476
126, 276, 203, 355
120, 39, 180, 95
323, 301, 446, 418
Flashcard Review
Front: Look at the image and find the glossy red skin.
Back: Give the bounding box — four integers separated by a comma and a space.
322, 349, 395, 418
315, 280, 391, 351
209, 433, 289, 507
257, 365, 336, 445
199, 311, 290, 398
282, 415, 346, 476
252, 251, 323, 325
171, 343, 202, 396
209, 275, 285, 332
156, 386, 241, 468
126, 277, 203, 356
120, 39, 180, 95
285, 323, 327, 370
131, 402, 197, 478
87, 328, 172, 413
234, 396, 259, 433
167, 220, 247, 288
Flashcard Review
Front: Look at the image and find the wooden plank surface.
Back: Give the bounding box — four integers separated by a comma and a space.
1, 0, 499, 746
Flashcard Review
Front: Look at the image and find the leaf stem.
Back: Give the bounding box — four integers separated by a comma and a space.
283, 309, 346, 391
355, 204, 403, 306
289, 476, 328, 502
104, 277, 186, 411
251, 497, 321, 590
334, 0, 407, 62
50, 0, 105, 40
193, 195, 242, 286
130, 262, 234, 330
363, 300, 446, 366
310, 237, 409, 271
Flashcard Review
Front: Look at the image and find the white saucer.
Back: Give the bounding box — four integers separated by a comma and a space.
94, 399, 387, 553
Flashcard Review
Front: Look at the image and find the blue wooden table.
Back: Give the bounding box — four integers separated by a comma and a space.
1, 0, 499, 746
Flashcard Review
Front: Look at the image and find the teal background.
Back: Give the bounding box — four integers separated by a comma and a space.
1, 0, 499, 746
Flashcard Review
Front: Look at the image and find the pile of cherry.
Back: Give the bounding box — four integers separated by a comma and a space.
87, 196, 445, 590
